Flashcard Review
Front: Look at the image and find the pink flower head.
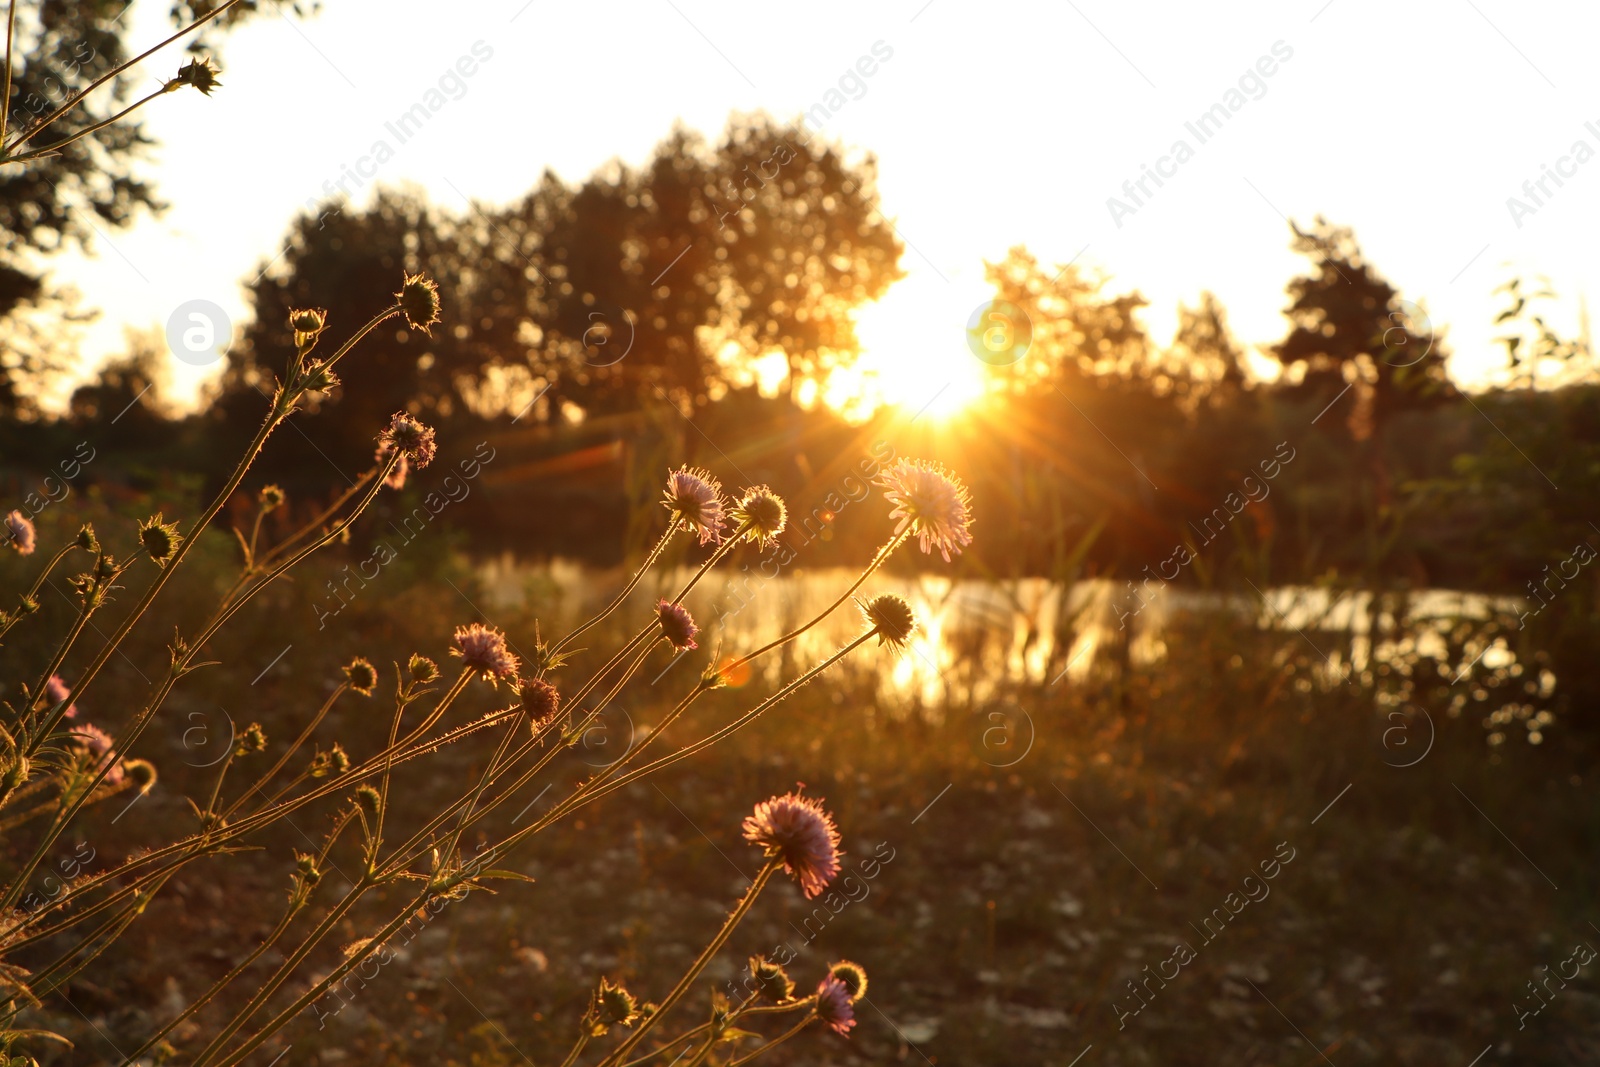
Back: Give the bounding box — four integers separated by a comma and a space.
662, 466, 726, 546
379, 411, 437, 469
875, 458, 973, 562
814, 974, 856, 1036
742, 791, 842, 900
4, 510, 35, 555
45, 675, 77, 719
656, 599, 699, 651
451, 623, 520, 686
67, 722, 124, 786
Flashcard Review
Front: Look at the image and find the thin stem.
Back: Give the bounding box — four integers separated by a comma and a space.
669, 522, 749, 606
546, 632, 875, 824
552, 524, 677, 656
722, 530, 907, 677
0, 0, 16, 147
725, 1015, 813, 1066
222, 683, 346, 819
1, 0, 244, 155
556, 1031, 589, 1067
600, 862, 780, 1066
0, 543, 81, 645
4, 83, 167, 164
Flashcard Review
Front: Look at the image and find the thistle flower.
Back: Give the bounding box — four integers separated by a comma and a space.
138, 514, 183, 566
375, 442, 410, 489
396, 272, 442, 335
750, 955, 795, 1003
44, 675, 77, 719
814, 974, 856, 1036
859, 594, 916, 650
169, 55, 221, 95
521, 677, 560, 723
876, 458, 973, 562
656, 599, 699, 651
408, 654, 440, 684
662, 466, 726, 545
828, 961, 868, 1002
452, 623, 520, 686
4, 511, 35, 555
378, 411, 437, 470
343, 657, 378, 696
730, 485, 787, 548
742, 791, 842, 900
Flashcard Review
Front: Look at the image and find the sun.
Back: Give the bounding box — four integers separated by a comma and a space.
822, 278, 992, 422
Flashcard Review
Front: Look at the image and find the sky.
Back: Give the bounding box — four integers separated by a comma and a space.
35, 0, 1600, 412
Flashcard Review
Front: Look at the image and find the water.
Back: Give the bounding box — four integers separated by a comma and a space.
473, 555, 1537, 710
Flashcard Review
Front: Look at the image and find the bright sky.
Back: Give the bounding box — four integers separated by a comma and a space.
39, 0, 1600, 412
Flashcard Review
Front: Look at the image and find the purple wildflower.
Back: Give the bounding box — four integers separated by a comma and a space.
67, 722, 124, 787
876, 458, 973, 562
452, 623, 520, 686
656, 599, 699, 651
45, 675, 77, 719
379, 412, 437, 470
662, 466, 726, 545
742, 791, 842, 900
4, 510, 35, 555
814, 975, 856, 1036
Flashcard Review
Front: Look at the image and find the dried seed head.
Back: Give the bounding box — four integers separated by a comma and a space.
396, 272, 442, 334
124, 759, 157, 795
259, 484, 286, 510
828, 960, 868, 1002
75, 523, 98, 552
859, 594, 916, 650
138, 514, 183, 566
731, 485, 787, 547
238, 723, 267, 755
343, 657, 377, 696
354, 784, 382, 822
289, 307, 327, 350
750, 955, 795, 1003
408, 654, 440, 683
170, 56, 221, 95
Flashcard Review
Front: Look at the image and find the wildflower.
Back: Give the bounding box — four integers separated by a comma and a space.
828, 961, 868, 1002
662, 466, 726, 545
408, 654, 440, 684
343, 657, 377, 696
75, 523, 98, 552
124, 759, 157, 795
396, 272, 442, 334
138, 514, 183, 566
375, 442, 410, 489
169, 56, 221, 95
44, 675, 77, 719
742, 791, 842, 900
813, 974, 856, 1036
290, 307, 327, 348
378, 411, 437, 470
4, 511, 35, 555
656, 599, 699, 651
310, 744, 350, 778
94, 553, 116, 581
295, 852, 323, 888
859, 594, 916, 650
730, 485, 787, 548
67, 723, 124, 787
452, 623, 520, 686
750, 955, 795, 1003
876, 458, 974, 562
521, 677, 560, 723
259, 485, 286, 511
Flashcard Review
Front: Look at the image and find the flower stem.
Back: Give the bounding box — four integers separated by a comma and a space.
552, 524, 677, 656
600, 861, 780, 1067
